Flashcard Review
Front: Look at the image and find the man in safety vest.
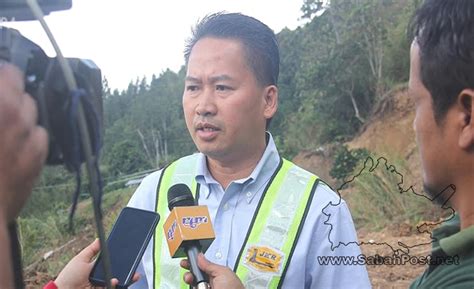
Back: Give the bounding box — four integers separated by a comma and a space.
128, 12, 370, 289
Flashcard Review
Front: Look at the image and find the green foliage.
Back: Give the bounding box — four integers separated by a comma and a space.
22, 167, 75, 218
272, 0, 417, 156
300, 0, 326, 19
105, 139, 148, 176
18, 208, 85, 266
102, 68, 195, 177
20, 187, 135, 270
330, 146, 370, 181
274, 96, 322, 159
345, 156, 446, 230
383, 1, 417, 85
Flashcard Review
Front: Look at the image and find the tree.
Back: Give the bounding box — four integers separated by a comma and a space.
105, 140, 148, 176
273, 0, 415, 154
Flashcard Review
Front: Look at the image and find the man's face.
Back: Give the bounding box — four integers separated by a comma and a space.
183, 37, 275, 161
409, 42, 457, 200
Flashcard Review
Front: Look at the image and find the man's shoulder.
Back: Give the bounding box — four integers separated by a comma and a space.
139, 153, 199, 183
128, 154, 200, 207
140, 169, 164, 185
411, 252, 474, 289
127, 167, 167, 210
286, 159, 341, 205
286, 159, 329, 183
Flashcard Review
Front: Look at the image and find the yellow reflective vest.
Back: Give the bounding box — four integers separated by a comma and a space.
153, 154, 319, 289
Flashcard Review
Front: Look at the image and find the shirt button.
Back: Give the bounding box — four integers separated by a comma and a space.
246, 191, 252, 198
215, 251, 222, 259
223, 203, 229, 210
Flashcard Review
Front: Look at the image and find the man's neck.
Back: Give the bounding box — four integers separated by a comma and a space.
452, 176, 474, 229
206, 146, 266, 190
460, 208, 474, 229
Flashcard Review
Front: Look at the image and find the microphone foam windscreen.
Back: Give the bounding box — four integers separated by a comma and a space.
167, 183, 195, 210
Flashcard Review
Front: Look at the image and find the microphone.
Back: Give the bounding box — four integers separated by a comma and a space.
164, 184, 215, 289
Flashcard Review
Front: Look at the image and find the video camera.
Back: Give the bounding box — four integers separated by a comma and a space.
0, 0, 103, 171
1, 2, 114, 288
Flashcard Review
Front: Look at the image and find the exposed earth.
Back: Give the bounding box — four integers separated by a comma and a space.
293, 86, 445, 288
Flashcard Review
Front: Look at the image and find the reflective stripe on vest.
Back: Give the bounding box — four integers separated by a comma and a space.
153, 154, 319, 289
234, 159, 318, 289
153, 154, 200, 289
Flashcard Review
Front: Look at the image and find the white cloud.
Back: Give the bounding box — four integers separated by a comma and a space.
4, 0, 304, 90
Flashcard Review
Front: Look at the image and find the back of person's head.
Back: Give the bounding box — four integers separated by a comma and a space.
411, 0, 474, 123
184, 12, 280, 87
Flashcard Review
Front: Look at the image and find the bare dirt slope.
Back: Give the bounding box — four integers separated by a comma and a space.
293, 85, 422, 190
292, 85, 436, 288
347, 85, 423, 192
293, 85, 420, 191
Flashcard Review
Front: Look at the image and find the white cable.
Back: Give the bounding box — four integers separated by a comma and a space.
25, 3, 114, 289
25, 0, 77, 91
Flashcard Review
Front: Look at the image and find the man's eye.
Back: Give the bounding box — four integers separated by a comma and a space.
186, 85, 199, 91
216, 85, 230, 91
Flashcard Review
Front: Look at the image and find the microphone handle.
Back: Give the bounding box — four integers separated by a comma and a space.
185, 243, 210, 288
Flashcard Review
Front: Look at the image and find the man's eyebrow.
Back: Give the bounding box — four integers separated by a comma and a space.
185, 75, 234, 83
185, 76, 201, 83
209, 74, 233, 83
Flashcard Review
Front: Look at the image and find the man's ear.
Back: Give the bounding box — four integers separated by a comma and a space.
263, 85, 278, 119
458, 89, 474, 149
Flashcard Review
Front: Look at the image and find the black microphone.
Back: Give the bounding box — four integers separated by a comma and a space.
168, 184, 196, 209
167, 184, 212, 289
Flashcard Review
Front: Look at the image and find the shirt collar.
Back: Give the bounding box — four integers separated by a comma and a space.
439, 218, 474, 256
429, 214, 474, 257
195, 132, 280, 199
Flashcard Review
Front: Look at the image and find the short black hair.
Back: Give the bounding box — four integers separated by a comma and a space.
184, 12, 280, 87
411, 0, 474, 123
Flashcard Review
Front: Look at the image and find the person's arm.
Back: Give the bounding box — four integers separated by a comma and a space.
0, 62, 48, 288
180, 253, 245, 289
304, 190, 371, 289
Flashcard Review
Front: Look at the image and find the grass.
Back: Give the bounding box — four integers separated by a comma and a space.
343, 155, 447, 231
19, 187, 135, 276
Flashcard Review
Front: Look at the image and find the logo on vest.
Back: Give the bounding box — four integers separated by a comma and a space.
167, 220, 177, 240
182, 216, 208, 229
243, 245, 284, 274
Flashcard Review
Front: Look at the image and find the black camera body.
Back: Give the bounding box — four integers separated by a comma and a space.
0, 0, 72, 21
0, 0, 103, 170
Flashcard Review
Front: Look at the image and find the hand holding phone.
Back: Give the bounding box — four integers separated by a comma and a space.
89, 207, 160, 288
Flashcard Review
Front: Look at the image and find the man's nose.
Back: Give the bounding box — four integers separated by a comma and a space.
196, 88, 217, 116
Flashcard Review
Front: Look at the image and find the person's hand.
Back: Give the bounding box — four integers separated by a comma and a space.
180, 253, 245, 289
0, 62, 48, 224
54, 239, 108, 289
54, 239, 140, 289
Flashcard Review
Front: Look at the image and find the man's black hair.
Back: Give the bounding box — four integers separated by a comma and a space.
411, 0, 474, 123
184, 12, 280, 87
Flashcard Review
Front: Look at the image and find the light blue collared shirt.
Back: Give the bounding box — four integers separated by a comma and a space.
129, 133, 371, 289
